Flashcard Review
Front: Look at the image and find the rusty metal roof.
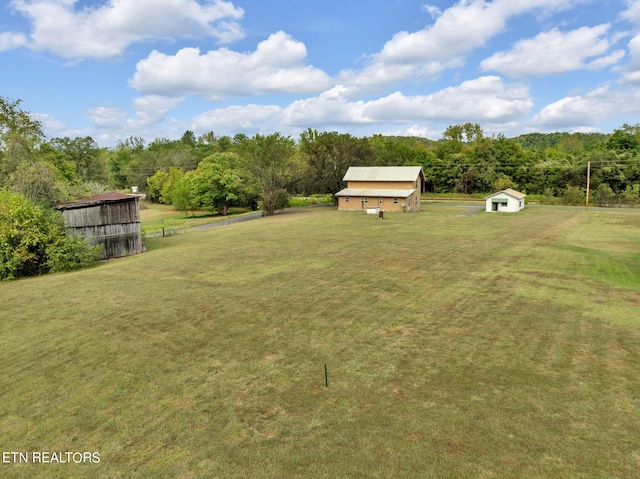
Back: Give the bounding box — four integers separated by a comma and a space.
57, 192, 139, 210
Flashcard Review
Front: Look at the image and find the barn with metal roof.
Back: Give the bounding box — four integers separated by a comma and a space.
335, 166, 425, 212
57, 192, 143, 259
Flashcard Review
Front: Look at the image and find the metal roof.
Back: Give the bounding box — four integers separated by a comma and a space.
57, 192, 139, 210
335, 188, 416, 197
342, 166, 424, 182
485, 188, 526, 200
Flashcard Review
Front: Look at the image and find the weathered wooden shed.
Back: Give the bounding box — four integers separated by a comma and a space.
57, 192, 143, 259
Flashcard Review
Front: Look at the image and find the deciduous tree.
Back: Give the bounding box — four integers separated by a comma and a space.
190, 153, 242, 215
0, 96, 45, 185
299, 129, 372, 197
238, 133, 299, 216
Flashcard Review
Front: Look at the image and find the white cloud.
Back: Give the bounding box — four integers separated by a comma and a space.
531, 84, 640, 128
363, 76, 532, 123
589, 50, 626, 69
282, 76, 532, 128
481, 24, 624, 76
379, 124, 441, 139
183, 76, 533, 134
191, 104, 283, 133
132, 95, 184, 126
618, 34, 640, 84
0, 32, 27, 50
88, 106, 128, 129
336, 63, 429, 100
5, 0, 244, 59
129, 31, 332, 99
422, 4, 443, 19
339, 0, 588, 93
81, 96, 187, 140
378, 0, 504, 65
620, 0, 640, 23
282, 86, 369, 127
34, 112, 66, 135
619, 70, 640, 83
32, 111, 97, 140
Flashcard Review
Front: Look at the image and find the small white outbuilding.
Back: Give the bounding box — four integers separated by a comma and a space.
485, 188, 526, 213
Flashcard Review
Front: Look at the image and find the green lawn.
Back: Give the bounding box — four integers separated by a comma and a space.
139, 202, 253, 235
1, 205, 640, 478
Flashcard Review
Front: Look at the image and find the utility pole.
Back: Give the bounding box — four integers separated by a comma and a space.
585, 161, 591, 210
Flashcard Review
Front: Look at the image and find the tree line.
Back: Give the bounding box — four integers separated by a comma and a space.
4, 96, 640, 211
3, 96, 640, 278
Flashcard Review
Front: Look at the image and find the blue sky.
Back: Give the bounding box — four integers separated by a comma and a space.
2, 0, 640, 147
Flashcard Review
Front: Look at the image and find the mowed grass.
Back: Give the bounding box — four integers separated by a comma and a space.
139, 202, 253, 235
1, 205, 640, 478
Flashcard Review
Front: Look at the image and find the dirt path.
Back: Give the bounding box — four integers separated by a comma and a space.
456, 206, 483, 217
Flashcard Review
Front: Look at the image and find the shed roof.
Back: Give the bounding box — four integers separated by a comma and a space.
485, 188, 526, 200
343, 166, 424, 182
57, 192, 139, 210
335, 188, 416, 198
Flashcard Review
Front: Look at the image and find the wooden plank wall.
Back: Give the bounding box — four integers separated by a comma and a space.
66, 223, 143, 259
62, 200, 140, 227
62, 199, 142, 259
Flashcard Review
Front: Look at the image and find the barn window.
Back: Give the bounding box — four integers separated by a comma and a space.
379, 197, 383, 205
364, 197, 368, 203
345, 197, 350, 203
393, 198, 398, 204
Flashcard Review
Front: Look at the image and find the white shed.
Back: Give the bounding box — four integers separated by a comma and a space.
485, 188, 526, 213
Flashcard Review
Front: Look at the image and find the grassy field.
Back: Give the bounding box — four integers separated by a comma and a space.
1, 205, 640, 478
139, 202, 253, 235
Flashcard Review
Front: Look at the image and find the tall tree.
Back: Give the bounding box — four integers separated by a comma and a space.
606, 129, 639, 152
238, 133, 299, 215
0, 97, 45, 183
299, 129, 373, 196
181, 130, 197, 148
190, 153, 242, 215
48, 136, 107, 183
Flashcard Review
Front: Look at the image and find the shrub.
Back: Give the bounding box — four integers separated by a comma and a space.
288, 194, 334, 207
620, 184, 640, 206
0, 190, 100, 280
594, 184, 615, 207
541, 187, 559, 205
562, 186, 585, 206
45, 234, 102, 273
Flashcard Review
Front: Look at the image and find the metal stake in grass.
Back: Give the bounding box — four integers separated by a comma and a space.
325, 364, 328, 388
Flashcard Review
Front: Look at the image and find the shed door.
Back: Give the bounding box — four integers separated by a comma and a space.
492, 199, 507, 211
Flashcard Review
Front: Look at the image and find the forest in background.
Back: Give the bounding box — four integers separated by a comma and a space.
4, 97, 640, 213
3, 96, 640, 279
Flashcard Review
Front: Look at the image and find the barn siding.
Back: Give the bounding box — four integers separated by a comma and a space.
60, 197, 143, 259
66, 223, 143, 259
61, 200, 140, 227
